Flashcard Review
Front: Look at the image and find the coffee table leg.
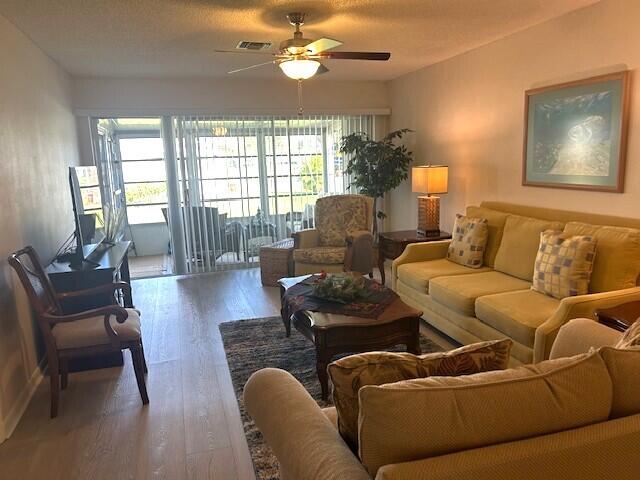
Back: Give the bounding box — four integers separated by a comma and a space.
407, 317, 421, 355
378, 248, 386, 285
280, 284, 291, 337
315, 332, 330, 400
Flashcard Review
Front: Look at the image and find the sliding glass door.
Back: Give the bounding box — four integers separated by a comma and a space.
92, 115, 374, 276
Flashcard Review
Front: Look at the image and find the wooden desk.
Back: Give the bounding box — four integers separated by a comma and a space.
377, 230, 451, 285
46, 241, 133, 370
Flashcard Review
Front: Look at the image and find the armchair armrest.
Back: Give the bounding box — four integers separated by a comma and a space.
534, 287, 640, 362
391, 240, 451, 289
293, 228, 320, 249
43, 304, 129, 347
244, 368, 370, 480
56, 281, 131, 301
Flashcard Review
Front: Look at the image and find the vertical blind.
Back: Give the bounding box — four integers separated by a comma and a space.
171, 114, 375, 273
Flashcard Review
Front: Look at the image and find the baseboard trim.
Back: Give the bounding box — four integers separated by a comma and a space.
1, 358, 46, 442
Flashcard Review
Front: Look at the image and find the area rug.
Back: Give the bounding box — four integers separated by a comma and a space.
219, 316, 444, 480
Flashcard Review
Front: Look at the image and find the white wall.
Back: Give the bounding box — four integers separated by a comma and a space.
0, 14, 80, 440
388, 0, 640, 232
73, 76, 389, 116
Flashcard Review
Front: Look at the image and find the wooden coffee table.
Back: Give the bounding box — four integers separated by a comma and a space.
279, 276, 423, 400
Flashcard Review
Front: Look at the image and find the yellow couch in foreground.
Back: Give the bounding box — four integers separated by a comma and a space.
244, 320, 640, 480
392, 202, 640, 364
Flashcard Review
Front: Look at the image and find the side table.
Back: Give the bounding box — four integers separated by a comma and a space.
595, 301, 640, 332
378, 230, 451, 284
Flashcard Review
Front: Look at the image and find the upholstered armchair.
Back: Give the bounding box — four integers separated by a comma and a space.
292, 194, 374, 275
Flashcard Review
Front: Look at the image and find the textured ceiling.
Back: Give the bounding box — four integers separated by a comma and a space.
0, 0, 599, 80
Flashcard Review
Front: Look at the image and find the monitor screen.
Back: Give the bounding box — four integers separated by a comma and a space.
69, 166, 106, 260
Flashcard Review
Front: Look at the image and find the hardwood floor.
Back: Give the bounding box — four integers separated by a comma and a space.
0, 267, 454, 479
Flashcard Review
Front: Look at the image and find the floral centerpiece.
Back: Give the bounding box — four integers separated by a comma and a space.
311, 271, 368, 304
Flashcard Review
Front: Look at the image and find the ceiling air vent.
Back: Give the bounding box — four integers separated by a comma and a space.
236, 41, 272, 51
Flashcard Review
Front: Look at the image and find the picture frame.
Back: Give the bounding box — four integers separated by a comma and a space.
522, 71, 630, 192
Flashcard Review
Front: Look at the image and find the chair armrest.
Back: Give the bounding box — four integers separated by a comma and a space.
549, 318, 622, 360
391, 240, 451, 289
293, 229, 320, 249
534, 287, 640, 362
43, 305, 129, 346
56, 281, 131, 301
244, 368, 370, 480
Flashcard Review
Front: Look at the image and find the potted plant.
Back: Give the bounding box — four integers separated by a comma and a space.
339, 129, 413, 238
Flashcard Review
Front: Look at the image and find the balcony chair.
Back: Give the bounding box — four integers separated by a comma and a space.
8, 246, 148, 418
292, 194, 374, 275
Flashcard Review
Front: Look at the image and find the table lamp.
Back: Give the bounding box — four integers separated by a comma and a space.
412, 165, 448, 236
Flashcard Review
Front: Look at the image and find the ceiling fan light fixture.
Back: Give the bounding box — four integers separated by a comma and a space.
278, 59, 320, 80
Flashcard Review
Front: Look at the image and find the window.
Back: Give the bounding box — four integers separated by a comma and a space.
118, 137, 167, 224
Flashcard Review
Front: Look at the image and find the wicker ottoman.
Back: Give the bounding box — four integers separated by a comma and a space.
259, 238, 294, 286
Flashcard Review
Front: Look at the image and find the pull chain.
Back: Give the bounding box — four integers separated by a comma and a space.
297, 79, 304, 116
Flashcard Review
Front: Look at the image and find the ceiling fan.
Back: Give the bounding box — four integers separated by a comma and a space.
214, 12, 391, 80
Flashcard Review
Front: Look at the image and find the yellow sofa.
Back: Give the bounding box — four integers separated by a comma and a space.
392, 202, 640, 364
244, 319, 640, 479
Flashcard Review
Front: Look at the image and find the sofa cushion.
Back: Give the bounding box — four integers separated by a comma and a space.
357, 352, 612, 477
466, 206, 509, 267
600, 347, 640, 418
429, 271, 531, 316
396, 258, 490, 293
475, 290, 560, 347
292, 246, 346, 264
563, 222, 640, 292
328, 339, 512, 449
494, 215, 565, 281
447, 214, 489, 268
532, 231, 597, 299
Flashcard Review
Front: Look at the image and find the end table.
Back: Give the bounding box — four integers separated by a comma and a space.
595, 301, 640, 332
378, 230, 451, 285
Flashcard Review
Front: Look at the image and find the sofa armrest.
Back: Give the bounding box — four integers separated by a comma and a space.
391, 240, 451, 289
293, 229, 320, 249
244, 368, 370, 480
534, 287, 640, 362
549, 318, 622, 360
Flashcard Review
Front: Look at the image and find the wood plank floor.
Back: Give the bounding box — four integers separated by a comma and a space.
0, 267, 453, 479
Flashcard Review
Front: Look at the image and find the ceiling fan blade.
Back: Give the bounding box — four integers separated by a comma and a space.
228, 60, 275, 74
316, 64, 329, 75
319, 51, 391, 61
305, 37, 343, 55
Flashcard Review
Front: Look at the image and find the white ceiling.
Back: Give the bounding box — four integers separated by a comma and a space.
0, 0, 599, 81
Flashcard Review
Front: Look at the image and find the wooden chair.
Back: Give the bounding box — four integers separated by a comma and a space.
8, 246, 149, 418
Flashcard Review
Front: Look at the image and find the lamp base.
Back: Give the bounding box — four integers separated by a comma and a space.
417, 195, 440, 235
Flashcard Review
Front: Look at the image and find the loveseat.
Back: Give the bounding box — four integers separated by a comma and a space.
244, 319, 640, 479
392, 202, 640, 364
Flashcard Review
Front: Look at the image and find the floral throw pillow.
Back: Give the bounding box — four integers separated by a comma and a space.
327, 338, 513, 449
446, 214, 489, 268
616, 320, 640, 349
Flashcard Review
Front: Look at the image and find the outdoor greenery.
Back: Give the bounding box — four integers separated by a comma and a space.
339, 129, 413, 236
300, 155, 324, 193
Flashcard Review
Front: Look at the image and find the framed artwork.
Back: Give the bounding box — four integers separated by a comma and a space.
522, 71, 630, 192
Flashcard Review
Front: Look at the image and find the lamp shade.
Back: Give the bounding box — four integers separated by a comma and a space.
278, 59, 321, 80
412, 165, 448, 195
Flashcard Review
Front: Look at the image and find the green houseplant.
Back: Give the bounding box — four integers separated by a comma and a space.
339, 129, 413, 238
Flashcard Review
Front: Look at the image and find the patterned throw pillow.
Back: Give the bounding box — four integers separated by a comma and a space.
532, 231, 597, 300
446, 214, 489, 268
327, 339, 513, 449
616, 320, 640, 349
